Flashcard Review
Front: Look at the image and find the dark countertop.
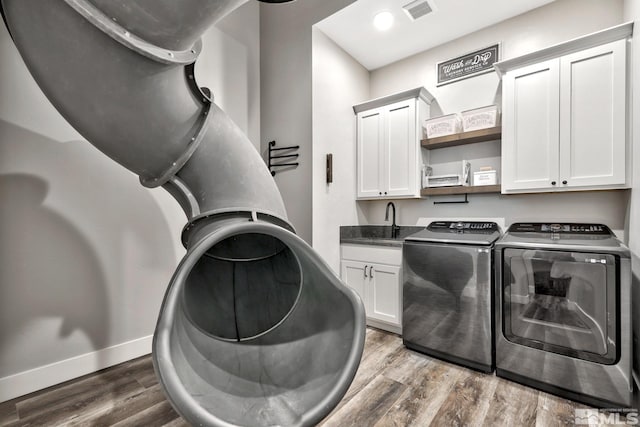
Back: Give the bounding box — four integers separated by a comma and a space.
340, 225, 426, 247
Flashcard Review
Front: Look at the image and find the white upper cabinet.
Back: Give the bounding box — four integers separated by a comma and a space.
385, 99, 416, 197
502, 59, 560, 191
354, 87, 433, 199
559, 40, 627, 188
357, 109, 384, 198
496, 23, 632, 194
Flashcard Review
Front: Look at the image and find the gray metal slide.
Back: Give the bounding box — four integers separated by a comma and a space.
0, 1, 366, 425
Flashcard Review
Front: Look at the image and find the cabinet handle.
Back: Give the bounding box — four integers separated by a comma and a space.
562, 180, 568, 185
551, 181, 556, 185
364, 265, 368, 278
370, 267, 374, 278
384, 192, 387, 195
378, 192, 382, 195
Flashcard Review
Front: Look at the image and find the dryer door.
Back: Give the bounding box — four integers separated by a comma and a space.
502, 248, 618, 364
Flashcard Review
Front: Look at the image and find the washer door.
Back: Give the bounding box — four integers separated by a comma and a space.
403, 241, 493, 368
502, 248, 618, 364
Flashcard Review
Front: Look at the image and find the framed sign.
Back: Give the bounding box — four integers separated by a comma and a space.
436, 44, 500, 86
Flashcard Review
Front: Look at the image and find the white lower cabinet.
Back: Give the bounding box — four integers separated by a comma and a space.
340, 244, 402, 333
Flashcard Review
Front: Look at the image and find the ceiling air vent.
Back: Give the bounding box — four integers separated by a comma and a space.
402, 0, 435, 21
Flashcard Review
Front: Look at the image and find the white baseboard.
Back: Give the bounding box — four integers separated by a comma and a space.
0, 335, 153, 403
367, 318, 402, 335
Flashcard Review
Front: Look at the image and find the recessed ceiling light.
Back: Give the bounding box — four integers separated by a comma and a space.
373, 11, 394, 31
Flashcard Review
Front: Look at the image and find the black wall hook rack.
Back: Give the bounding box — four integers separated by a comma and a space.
268, 140, 299, 176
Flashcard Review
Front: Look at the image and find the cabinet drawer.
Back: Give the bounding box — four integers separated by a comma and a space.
340, 244, 402, 265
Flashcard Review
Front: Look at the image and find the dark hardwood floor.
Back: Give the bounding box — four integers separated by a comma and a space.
0, 328, 626, 426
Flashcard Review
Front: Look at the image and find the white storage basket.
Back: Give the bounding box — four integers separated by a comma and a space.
461, 105, 500, 132
423, 113, 461, 138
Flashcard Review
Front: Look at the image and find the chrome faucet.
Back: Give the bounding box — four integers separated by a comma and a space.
384, 202, 400, 239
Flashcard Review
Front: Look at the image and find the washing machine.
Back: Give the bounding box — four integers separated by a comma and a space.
402, 221, 501, 373
495, 223, 632, 407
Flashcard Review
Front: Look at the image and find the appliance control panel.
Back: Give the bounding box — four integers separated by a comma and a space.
508, 223, 611, 235
427, 221, 499, 232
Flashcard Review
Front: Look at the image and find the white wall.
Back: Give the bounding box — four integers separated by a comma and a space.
359, 0, 627, 231
197, 27, 251, 146
0, 4, 260, 402
312, 28, 369, 273
623, 0, 640, 385
211, 1, 261, 149
625, 0, 640, 254
260, 0, 356, 243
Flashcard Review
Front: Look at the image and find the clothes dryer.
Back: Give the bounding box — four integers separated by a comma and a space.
495, 223, 632, 407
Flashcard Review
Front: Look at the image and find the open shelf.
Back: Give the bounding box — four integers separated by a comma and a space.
421, 184, 501, 197
421, 126, 502, 150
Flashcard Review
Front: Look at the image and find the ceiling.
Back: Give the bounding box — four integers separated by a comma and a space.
315, 0, 556, 70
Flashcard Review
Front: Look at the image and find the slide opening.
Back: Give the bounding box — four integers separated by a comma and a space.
182, 232, 303, 342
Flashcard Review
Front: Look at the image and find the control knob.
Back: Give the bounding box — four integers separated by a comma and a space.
549, 223, 562, 232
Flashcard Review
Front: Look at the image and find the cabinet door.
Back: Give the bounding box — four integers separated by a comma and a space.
341, 260, 370, 312
502, 59, 560, 192
384, 99, 417, 197
559, 40, 626, 188
368, 263, 401, 326
357, 109, 384, 198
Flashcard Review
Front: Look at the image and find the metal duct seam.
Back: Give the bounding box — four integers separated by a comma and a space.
139, 100, 212, 188
63, 0, 216, 189
63, 0, 202, 64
